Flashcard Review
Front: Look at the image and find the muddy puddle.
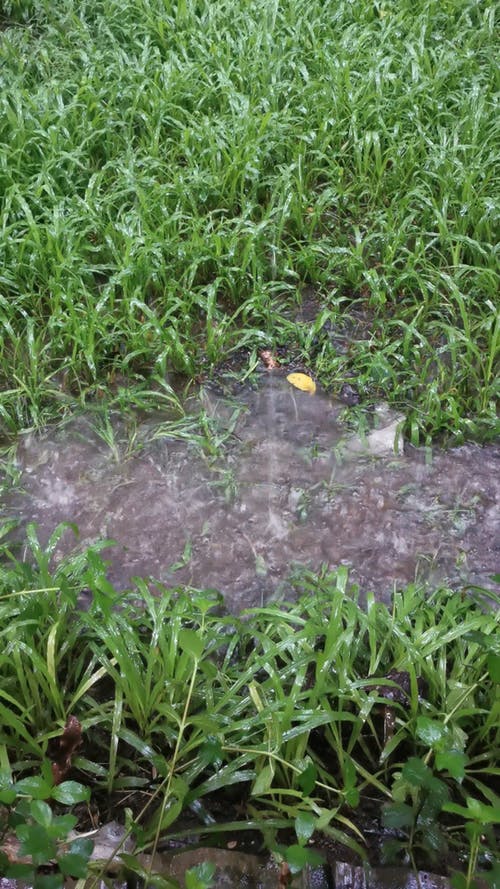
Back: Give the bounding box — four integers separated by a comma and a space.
2, 375, 499, 610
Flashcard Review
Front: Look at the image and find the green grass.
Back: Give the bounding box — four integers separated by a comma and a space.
0, 0, 498, 442
0, 528, 499, 882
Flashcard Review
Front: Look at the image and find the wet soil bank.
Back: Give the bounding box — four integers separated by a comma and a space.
2, 376, 498, 610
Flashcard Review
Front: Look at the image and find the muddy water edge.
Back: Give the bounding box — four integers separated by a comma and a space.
2, 374, 498, 610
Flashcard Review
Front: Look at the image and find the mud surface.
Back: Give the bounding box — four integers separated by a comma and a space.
3, 376, 499, 611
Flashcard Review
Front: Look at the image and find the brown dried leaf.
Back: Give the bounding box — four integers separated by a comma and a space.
51, 715, 83, 785
260, 349, 280, 369
0, 833, 28, 864
278, 861, 292, 888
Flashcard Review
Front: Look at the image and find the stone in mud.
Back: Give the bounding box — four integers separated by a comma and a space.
347, 404, 405, 457
140, 847, 331, 888
334, 862, 452, 888
339, 382, 361, 406
76, 820, 134, 874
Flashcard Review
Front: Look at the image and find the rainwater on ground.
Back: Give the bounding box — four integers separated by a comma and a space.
2, 373, 498, 610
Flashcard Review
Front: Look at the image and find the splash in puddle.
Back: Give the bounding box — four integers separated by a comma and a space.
3, 376, 499, 611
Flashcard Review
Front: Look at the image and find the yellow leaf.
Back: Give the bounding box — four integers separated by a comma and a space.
286, 372, 316, 394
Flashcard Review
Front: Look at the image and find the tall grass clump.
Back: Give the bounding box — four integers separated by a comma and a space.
0, 528, 498, 880
0, 0, 498, 441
